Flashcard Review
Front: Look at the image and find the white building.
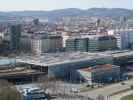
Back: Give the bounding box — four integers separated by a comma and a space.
115, 32, 129, 49
113, 29, 133, 49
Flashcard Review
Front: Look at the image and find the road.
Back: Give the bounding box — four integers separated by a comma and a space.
109, 90, 133, 100
79, 79, 133, 100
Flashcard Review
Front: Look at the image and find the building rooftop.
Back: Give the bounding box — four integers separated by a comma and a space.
79, 64, 117, 72
103, 50, 133, 58
16, 52, 111, 67
16, 50, 133, 67
67, 35, 115, 40
0, 67, 43, 77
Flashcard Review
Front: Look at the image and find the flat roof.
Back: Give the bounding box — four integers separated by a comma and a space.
16, 50, 133, 67
67, 35, 114, 40
16, 52, 111, 67
0, 68, 39, 77
79, 64, 119, 72
103, 50, 133, 58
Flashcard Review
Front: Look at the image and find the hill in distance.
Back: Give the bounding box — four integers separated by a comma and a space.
0, 8, 133, 21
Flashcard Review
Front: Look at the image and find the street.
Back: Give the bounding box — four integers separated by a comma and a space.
79, 79, 133, 100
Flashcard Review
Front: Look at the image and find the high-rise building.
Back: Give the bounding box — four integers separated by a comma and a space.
10, 25, 21, 51
20, 34, 32, 53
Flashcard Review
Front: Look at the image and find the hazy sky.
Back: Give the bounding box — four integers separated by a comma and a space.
0, 0, 133, 11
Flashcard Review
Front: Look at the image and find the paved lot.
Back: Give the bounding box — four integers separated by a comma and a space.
109, 90, 133, 100
80, 79, 133, 100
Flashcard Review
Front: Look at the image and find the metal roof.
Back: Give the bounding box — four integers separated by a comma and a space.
16, 52, 111, 67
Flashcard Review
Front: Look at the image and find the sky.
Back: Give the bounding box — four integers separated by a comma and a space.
0, 0, 133, 11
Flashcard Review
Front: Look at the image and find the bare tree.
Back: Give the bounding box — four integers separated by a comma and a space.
38, 76, 68, 98
97, 94, 105, 100
39, 76, 60, 93
38, 76, 83, 99
0, 80, 21, 100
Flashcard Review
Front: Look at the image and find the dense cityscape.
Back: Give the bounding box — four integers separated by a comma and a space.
1, 1, 133, 100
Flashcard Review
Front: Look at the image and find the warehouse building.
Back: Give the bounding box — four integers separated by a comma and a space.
16, 52, 113, 80
16, 50, 133, 82
77, 64, 121, 85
